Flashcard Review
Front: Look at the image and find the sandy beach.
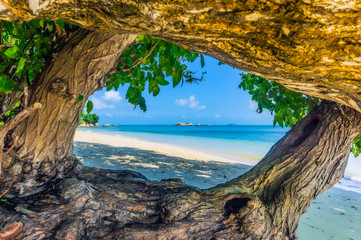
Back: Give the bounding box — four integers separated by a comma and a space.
74, 130, 255, 189
74, 130, 361, 239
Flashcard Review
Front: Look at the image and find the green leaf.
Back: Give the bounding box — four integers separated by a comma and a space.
156, 76, 169, 86
126, 86, 134, 99
136, 35, 145, 42
16, 57, 26, 73
152, 85, 160, 96
55, 20, 65, 29
172, 44, 180, 58
39, 19, 45, 28
27, 68, 35, 83
200, 54, 205, 68
0, 75, 15, 94
46, 22, 53, 32
172, 70, 182, 87
78, 93, 84, 102
86, 100, 93, 114
4, 46, 20, 58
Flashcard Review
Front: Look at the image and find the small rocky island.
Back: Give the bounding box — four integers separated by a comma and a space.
175, 122, 193, 126
175, 122, 209, 126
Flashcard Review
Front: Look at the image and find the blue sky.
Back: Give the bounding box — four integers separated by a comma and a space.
89, 56, 274, 125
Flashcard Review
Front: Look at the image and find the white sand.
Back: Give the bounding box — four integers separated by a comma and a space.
73, 130, 361, 239
74, 130, 255, 189
75, 130, 257, 164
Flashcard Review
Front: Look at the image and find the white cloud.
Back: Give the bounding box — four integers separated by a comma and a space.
91, 97, 114, 109
175, 98, 188, 106
215, 114, 220, 118
103, 90, 122, 102
248, 100, 257, 109
105, 113, 112, 117
188, 95, 198, 109
176, 95, 206, 110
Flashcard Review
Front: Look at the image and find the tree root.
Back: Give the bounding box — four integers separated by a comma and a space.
0, 165, 267, 240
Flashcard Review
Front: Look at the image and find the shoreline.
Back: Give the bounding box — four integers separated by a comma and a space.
75, 129, 361, 191
74, 129, 259, 166
74, 130, 255, 189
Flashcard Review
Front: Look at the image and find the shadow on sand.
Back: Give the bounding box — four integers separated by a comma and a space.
73, 141, 252, 189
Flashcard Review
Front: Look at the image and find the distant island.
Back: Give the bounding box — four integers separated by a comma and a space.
174, 122, 211, 126
78, 124, 119, 128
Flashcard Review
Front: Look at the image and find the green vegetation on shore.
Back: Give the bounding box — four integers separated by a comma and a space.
79, 111, 99, 126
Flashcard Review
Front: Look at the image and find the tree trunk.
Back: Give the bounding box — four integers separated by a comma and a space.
0, 99, 359, 239
212, 101, 361, 238
0, 29, 137, 198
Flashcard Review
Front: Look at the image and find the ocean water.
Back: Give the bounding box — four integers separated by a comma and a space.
81, 125, 361, 193
82, 125, 284, 158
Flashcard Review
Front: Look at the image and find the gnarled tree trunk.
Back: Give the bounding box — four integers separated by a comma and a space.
0, 98, 359, 239
0, 29, 137, 198
0, 2, 360, 239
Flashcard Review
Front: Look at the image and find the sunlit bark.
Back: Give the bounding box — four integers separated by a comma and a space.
0, 28, 136, 197
1, 0, 361, 111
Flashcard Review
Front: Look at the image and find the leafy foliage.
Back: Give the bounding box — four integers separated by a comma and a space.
1, 19, 205, 114
239, 73, 321, 127
0, 20, 71, 94
239, 73, 361, 157
0, 100, 21, 126
351, 136, 361, 157
105, 35, 206, 111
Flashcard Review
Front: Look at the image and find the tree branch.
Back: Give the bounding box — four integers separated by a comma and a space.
121, 42, 158, 72
0, 44, 14, 48
0, 103, 42, 174
0, 103, 42, 137
22, 86, 28, 108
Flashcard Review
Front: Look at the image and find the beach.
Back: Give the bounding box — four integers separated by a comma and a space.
74, 130, 255, 189
74, 129, 361, 239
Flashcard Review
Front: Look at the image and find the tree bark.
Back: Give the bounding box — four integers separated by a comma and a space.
0, 29, 137, 198
0, 101, 359, 239
1, 1, 361, 112
0, 5, 360, 237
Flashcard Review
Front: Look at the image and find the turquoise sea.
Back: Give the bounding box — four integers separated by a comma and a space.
82, 125, 285, 160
